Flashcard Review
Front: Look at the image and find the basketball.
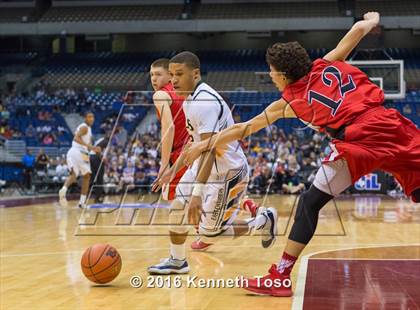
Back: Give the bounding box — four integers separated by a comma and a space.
81, 244, 122, 284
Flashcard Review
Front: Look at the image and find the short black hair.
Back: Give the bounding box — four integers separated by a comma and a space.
151, 58, 170, 70
266, 41, 312, 82
170, 51, 200, 69
84, 111, 94, 118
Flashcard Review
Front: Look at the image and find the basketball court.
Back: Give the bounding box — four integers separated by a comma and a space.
1, 194, 419, 309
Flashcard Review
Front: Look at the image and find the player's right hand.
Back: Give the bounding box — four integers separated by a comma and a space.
183, 142, 204, 166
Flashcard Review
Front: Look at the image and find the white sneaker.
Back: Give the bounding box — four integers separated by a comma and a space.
148, 256, 190, 275
261, 207, 278, 248
59, 188, 68, 207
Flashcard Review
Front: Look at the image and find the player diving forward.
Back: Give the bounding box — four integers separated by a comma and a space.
183, 12, 420, 296
148, 51, 278, 274
59, 112, 100, 208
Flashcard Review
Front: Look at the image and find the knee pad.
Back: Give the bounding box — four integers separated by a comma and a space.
289, 185, 333, 244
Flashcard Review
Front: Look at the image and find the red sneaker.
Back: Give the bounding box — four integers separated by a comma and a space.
241, 198, 260, 217
244, 264, 293, 297
191, 239, 213, 251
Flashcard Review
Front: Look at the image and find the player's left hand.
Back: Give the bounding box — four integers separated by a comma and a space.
183, 142, 204, 166
187, 195, 203, 225
151, 168, 173, 192
92, 146, 101, 153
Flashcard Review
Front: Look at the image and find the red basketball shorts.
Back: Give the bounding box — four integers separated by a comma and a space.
324, 106, 420, 201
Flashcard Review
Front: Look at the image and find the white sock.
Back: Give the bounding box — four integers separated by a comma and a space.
170, 243, 186, 260
246, 214, 267, 231
79, 194, 87, 205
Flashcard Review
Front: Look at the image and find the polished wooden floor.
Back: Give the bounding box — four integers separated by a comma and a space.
1, 194, 419, 310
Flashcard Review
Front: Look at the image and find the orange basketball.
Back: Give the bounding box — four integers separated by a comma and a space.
81, 244, 122, 284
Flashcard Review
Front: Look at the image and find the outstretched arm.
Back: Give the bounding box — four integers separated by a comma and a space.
324, 12, 380, 62
183, 98, 295, 165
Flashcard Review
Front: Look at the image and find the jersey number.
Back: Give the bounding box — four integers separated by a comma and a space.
307, 66, 356, 116
186, 119, 194, 142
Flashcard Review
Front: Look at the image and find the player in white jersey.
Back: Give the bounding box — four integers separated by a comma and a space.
59, 112, 100, 208
148, 52, 278, 275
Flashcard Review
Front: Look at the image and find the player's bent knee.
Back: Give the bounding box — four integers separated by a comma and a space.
411, 188, 420, 203
313, 160, 352, 196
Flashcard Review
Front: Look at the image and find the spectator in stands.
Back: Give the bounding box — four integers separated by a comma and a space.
403, 104, 412, 115
251, 165, 274, 194
119, 160, 135, 192
22, 149, 36, 189
115, 126, 128, 147
53, 158, 68, 184
42, 133, 56, 145
146, 160, 159, 184
36, 148, 50, 172
147, 122, 158, 136
103, 168, 119, 195
282, 155, 305, 194
25, 124, 36, 138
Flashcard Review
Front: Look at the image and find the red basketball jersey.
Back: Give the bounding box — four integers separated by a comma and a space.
282, 58, 385, 133
156, 83, 189, 159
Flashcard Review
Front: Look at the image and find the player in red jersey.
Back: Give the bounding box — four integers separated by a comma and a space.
150, 59, 260, 250
182, 12, 420, 296
150, 58, 190, 201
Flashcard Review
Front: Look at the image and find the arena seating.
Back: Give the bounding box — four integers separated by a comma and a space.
0, 52, 37, 66
41, 52, 175, 90
4, 90, 150, 146
196, 2, 340, 19
356, 0, 420, 16
0, 7, 36, 23
32, 48, 420, 90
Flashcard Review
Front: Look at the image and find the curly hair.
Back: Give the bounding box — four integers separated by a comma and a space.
266, 41, 312, 82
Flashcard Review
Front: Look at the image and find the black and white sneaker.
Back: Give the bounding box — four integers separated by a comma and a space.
261, 207, 278, 248
148, 256, 190, 275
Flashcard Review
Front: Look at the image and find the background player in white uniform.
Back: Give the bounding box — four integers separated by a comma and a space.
148, 52, 278, 275
59, 112, 100, 208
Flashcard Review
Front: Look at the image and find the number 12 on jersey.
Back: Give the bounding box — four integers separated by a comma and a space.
308, 66, 356, 116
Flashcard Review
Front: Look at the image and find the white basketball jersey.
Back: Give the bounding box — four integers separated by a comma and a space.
183, 82, 247, 175
72, 123, 92, 152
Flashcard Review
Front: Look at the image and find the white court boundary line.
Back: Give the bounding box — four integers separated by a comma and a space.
291, 244, 420, 310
